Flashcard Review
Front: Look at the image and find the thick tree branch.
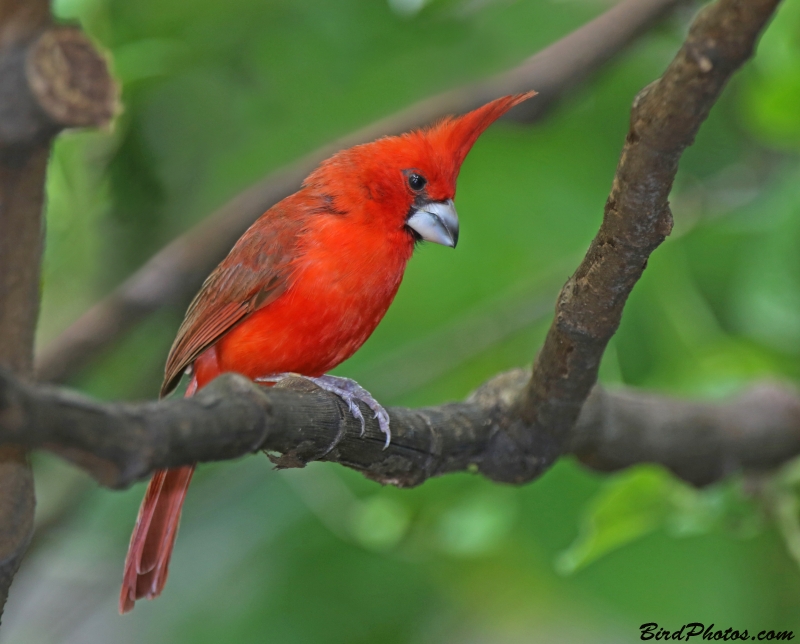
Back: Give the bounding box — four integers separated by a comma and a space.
481, 0, 782, 484
0, 369, 798, 491
571, 381, 800, 486
34, 0, 684, 384
0, 1, 116, 619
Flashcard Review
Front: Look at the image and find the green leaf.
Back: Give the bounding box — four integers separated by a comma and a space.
556, 466, 674, 574
771, 458, 800, 568
557, 466, 761, 575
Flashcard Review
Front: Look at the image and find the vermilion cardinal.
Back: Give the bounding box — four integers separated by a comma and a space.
120, 92, 535, 613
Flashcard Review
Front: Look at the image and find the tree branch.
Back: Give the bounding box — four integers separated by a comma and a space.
0, 1, 116, 619
0, 369, 798, 491
34, 0, 685, 384
571, 381, 800, 486
482, 0, 782, 484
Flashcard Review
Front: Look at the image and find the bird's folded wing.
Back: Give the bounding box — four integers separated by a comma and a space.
160, 207, 305, 397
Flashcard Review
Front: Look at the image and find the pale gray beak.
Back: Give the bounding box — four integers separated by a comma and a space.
407, 199, 459, 248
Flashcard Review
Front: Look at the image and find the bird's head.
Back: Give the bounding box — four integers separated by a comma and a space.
305, 92, 535, 249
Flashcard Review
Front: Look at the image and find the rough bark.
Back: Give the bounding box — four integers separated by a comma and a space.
0, 369, 798, 491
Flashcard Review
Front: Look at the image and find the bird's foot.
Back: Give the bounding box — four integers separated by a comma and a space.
255, 373, 391, 448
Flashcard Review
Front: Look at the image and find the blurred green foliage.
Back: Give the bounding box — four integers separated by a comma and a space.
7, 0, 800, 642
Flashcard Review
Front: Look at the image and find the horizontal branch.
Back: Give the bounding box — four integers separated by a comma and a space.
34, 0, 683, 384
1, 368, 798, 490
571, 381, 800, 486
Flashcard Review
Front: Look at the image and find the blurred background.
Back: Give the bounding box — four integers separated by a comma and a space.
4, 0, 800, 641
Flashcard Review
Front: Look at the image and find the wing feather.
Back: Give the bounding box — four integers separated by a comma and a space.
160, 202, 307, 397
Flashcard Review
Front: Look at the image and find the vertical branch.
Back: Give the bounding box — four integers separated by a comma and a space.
477, 0, 783, 484
0, 1, 116, 619
0, 0, 50, 617
0, 142, 48, 614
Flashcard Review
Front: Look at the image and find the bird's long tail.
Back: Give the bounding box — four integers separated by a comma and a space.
119, 375, 200, 614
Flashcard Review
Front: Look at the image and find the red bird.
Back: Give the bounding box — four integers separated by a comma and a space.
120, 92, 535, 613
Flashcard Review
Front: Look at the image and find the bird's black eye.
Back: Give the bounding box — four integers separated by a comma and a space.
408, 173, 427, 191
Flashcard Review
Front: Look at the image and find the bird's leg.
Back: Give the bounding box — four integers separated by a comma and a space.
255, 373, 391, 447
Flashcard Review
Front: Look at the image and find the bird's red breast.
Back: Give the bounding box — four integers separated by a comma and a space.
208, 194, 414, 382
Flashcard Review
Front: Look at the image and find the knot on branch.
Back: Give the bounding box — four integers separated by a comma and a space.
0, 25, 117, 147
27, 27, 117, 130
467, 369, 563, 484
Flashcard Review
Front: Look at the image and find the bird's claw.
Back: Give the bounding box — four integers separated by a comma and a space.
255, 373, 391, 448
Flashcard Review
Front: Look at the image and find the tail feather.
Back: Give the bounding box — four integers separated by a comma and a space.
119, 370, 203, 614
139, 466, 194, 577
119, 465, 195, 613
127, 468, 166, 577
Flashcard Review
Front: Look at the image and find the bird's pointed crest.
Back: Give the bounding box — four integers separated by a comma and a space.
426, 91, 536, 180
